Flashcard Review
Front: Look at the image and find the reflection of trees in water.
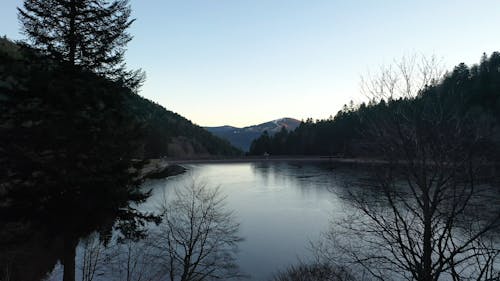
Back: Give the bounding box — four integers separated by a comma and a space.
250, 161, 363, 196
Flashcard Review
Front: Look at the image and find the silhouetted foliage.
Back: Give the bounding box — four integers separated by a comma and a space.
15, 0, 246, 157
124, 95, 242, 159
154, 182, 244, 281
313, 55, 500, 281
0, 38, 158, 281
249, 53, 500, 159
0, 40, 146, 213
0, 37, 240, 280
17, 0, 142, 85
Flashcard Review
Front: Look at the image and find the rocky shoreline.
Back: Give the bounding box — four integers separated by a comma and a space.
135, 159, 187, 181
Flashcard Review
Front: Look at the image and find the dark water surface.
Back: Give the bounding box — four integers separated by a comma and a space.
2, 162, 359, 281
4, 161, 498, 281
139, 162, 350, 281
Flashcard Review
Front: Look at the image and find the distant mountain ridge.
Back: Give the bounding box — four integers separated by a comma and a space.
205, 118, 300, 152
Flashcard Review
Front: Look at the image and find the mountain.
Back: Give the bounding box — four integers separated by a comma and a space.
205, 118, 301, 152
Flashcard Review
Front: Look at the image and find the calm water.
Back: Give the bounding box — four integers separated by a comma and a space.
31, 161, 500, 281
139, 161, 352, 280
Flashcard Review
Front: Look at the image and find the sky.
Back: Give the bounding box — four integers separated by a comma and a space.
2, 1, 500, 127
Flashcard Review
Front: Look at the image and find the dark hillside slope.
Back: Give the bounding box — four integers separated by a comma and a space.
0, 37, 240, 160
0, 37, 149, 220
125, 95, 241, 158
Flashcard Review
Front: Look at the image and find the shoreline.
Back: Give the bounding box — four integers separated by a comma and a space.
163, 156, 386, 165
140, 156, 499, 180
137, 156, 371, 181
159, 156, 499, 168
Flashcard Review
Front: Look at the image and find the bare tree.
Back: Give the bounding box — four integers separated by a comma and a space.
76, 231, 165, 281
360, 54, 444, 101
154, 181, 244, 281
318, 56, 500, 281
79, 233, 106, 281
106, 238, 163, 281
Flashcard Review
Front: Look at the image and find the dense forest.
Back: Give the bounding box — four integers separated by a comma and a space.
126, 93, 241, 158
0, 35, 237, 280
249, 53, 500, 158
0, 37, 240, 160
0, 34, 241, 214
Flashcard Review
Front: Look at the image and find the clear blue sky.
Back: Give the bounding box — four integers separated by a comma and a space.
2, 1, 500, 127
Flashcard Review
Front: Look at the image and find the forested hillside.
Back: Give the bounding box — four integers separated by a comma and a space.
205, 117, 300, 151
0, 35, 241, 223
0, 37, 240, 159
249, 53, 500, 158
125, 93, 241, 158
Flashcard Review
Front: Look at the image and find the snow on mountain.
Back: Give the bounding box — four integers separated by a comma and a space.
205, 117, 301, 152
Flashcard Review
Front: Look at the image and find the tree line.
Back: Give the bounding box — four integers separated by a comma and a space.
257, 54, 500, 281
249, 53, 500, 159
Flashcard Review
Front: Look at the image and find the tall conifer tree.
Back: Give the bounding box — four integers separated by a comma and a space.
18, 0, 137, 81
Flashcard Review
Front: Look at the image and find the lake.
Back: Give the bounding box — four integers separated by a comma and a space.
33, 161, 499, 281
140, 161, 351, 281
42, 161, 355, 281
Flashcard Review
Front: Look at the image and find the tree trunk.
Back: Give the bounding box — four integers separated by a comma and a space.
421, 191, 433, 281
68, 0, 77, 67
63, 234, 77, 281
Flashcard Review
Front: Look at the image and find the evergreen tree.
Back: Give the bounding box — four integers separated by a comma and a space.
18, 0, 143, 87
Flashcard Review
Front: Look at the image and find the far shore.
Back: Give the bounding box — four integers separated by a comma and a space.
162, 156, 387, 165
160, 156, 500, 167
139, 156, 499, 181
138, 156, 379, 180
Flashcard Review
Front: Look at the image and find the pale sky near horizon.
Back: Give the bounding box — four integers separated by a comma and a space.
2, 1, 500, 127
